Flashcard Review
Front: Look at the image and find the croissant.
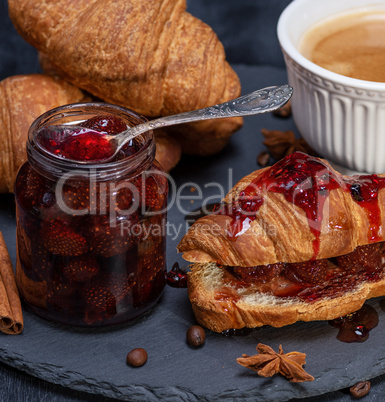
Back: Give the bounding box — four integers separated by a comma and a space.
178, 152, 385, 331
0, 74, 89, 193
178, 152, 385, 265
9, 0, 243, 156
151, 128, 182, 172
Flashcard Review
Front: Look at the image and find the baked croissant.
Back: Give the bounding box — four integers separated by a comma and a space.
9, 0, 243, 156
178, 152, 385, 265
178, 152, 385, 331
152, 128, 182, 172
0, 74, 89, 193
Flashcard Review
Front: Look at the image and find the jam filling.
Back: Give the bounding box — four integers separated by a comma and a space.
216, 152, 385, 258
346, 175, 385, 242
222, 242, 384, 302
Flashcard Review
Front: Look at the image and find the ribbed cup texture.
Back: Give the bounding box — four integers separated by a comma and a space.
284, 51, 385, 173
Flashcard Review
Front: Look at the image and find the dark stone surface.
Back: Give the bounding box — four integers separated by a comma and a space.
1, 64, 385, 401
186, 0, 288, 68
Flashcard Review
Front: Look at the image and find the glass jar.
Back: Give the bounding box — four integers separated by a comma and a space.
14, 103, 168, 327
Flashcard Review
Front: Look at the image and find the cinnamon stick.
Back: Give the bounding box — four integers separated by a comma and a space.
0, 231, 23, 334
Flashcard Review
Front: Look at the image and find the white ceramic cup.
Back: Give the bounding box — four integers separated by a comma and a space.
278, 0, 385, 173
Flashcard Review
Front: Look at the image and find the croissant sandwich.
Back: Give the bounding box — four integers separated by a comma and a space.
178, 152, 385, 332
9, 0, 243, 156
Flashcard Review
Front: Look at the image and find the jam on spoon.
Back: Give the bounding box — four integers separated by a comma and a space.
36, 126, 115, 162
35, 85, 293, 163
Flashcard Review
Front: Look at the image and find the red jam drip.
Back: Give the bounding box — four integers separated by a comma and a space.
347, 175, 385, 242
221, 327, 254, 337
166, 262, 188, 288
329, 304, 378, 343
37, 127, 115, 161
217, 152, 342, 258
217, 152, 385, 257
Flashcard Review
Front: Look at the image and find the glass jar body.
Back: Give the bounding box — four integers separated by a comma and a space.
14, 103, 168, 327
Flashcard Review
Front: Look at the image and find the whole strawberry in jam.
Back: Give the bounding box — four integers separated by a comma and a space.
61, 179, 95, 212
233, 263, 284, 284
134, 171, 168, 212
83, 215, 140, 258
79, 114, 141, 160
59, 255, 100, 283
284, 259, 329, 284
336, 243, 382, 273
79, 114, 127, 134
40, 218, 88, 257
83, 272, 133, 324
15, 164, 55, 214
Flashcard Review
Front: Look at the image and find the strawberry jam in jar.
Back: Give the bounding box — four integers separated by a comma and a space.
15, 103, 168, 327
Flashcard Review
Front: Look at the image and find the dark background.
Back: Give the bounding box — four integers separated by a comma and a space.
0, 0, 383, 401
0, 0, 288, 80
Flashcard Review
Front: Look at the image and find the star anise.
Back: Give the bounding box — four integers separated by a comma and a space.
236, 343, 314, 383
258, 129, 318, 167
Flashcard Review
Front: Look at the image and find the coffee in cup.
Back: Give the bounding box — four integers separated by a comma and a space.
298, 10, 385, 82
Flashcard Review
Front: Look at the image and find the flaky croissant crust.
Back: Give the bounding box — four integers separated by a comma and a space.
178, 153, 385, 266
8, 0, 241, 118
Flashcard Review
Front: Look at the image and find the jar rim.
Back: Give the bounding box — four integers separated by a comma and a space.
27, 102, 155, 181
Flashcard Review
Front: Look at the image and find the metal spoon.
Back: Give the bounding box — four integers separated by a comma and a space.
36, 84, 293, 164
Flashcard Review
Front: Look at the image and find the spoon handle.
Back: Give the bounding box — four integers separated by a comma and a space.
122, 84, 292, 143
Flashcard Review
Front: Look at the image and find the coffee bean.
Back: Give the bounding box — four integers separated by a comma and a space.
349, 381, 370, 398
126, 348, 148, 367
186, 325, 206, 347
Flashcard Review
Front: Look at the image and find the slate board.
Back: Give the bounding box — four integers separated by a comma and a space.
1, 65, 385, 401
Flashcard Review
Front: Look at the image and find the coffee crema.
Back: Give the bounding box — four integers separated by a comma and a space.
298, 10, 385, 82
